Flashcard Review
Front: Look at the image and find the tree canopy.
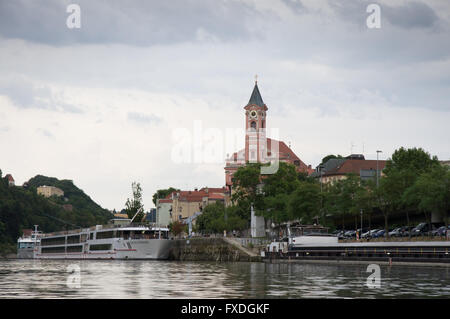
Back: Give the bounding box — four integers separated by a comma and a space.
125, 182, 145, 221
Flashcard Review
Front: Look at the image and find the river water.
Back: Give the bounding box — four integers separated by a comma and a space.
0, 260, 449, 298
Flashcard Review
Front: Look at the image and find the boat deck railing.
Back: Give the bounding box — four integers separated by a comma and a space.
41, 223, 162, 238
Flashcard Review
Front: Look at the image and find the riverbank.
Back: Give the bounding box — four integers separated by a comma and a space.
168, 238, 261, 262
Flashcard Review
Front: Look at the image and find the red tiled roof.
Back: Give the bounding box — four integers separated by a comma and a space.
167, 187, 228, 202
158, 199, 173, 204
199, 187, 227, 193
208, 193, 225, 200
171, 190, 207, 202
327, 159, 387, 175
225, 138, 313, 174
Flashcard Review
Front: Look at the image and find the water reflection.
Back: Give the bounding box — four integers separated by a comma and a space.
0, 260, 448, 298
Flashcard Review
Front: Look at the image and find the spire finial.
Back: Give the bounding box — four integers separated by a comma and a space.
254, 74, 258, 84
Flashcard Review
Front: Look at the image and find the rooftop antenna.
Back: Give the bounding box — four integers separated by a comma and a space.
350, 142, 355, 155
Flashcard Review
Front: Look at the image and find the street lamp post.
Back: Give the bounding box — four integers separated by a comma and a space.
376, 150, 382, 188
319, 165, 324, 226
360, 209, 363, 241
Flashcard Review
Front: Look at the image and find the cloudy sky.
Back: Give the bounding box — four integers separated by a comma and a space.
0, 0, 449, 211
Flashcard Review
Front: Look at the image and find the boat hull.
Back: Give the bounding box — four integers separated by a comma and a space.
35, 239, 172, 260
17, 248, 35, 259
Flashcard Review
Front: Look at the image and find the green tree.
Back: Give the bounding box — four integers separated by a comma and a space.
403, 165, 450, 229
152, 187, 179, 205
231, 163, 262, 220
169, 220, 187, 238
196, 202, 247, 234
261, 162, 301, 223
125, 182, 145, 222
320, 154, 343, 166
381, 147, 440, 235
384, 147, 439, 177
326, 174, 361, 231
355, 179, 377, 232
288, 182, 321, 224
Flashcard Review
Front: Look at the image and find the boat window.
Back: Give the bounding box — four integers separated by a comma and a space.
41, 236, 66, 246
67, 235, 80, 244
18, 243, 34, 249
67, 245, 83, 253
96, 231, 116, 239
89, 244, 112, 251
42, 246, 66, 254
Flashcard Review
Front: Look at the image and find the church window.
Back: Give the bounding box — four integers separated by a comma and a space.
250, 121, 257, 130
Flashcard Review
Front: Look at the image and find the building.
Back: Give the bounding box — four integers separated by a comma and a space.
156, 199, 173, 227
224, 81, 313, 189
5, 174, 15, 187
37, 185, 64, 198
311, 154, 387, 184
162, 187, 229, 223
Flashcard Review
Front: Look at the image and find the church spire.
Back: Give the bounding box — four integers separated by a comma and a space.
247, 81, 265, 107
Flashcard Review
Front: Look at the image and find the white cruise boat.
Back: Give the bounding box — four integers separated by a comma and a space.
17, 225, 42, 259
266, 223, 337, 253
23, 219, 172, 260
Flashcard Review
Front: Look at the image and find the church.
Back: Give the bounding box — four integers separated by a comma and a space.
224, 81, 314, 189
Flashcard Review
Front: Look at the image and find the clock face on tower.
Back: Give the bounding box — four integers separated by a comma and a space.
250, 110, 258, 119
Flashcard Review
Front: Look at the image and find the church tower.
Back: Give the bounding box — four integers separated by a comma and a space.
244, 80, 268, 163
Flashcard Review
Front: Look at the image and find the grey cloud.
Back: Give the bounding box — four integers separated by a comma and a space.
328, 1, 440, 30
281, 0, 305, 14
0, 0, 259, 46
383, 2, 439, 29
0, 78, 83, 113
127, 112, 162, 125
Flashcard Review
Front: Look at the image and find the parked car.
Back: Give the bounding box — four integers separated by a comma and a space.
372, 229, 386, 238
399, 226, 414, 237
334, 230, 346, 240
432, 226, 450, 237
411, 223, 438, 237
389, 227, 402, 237
362, 229, 380, 239
344, 230, 356, 238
